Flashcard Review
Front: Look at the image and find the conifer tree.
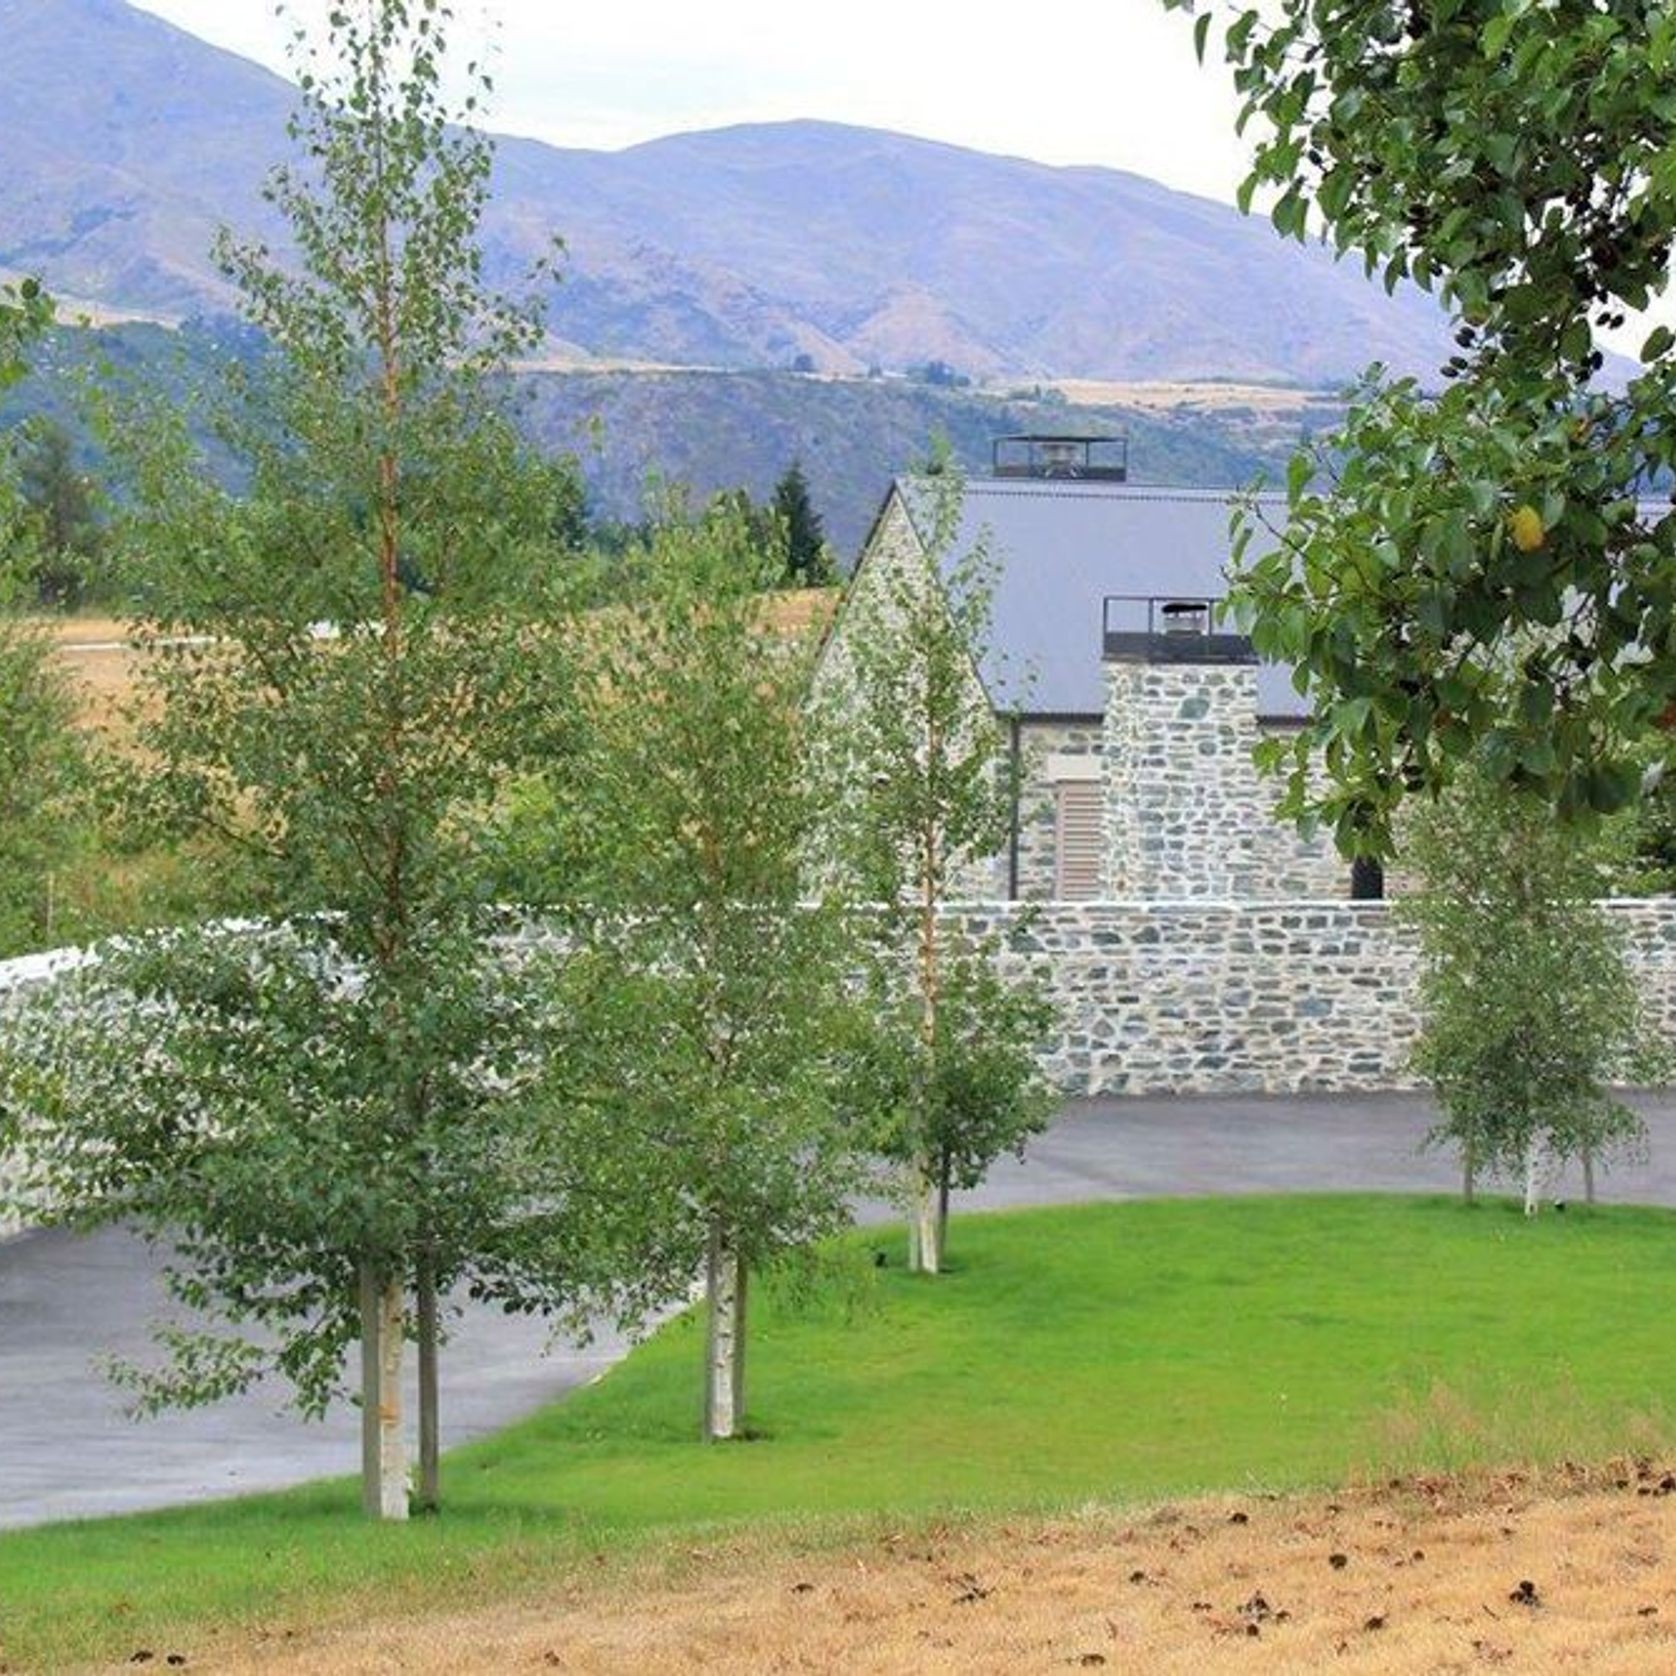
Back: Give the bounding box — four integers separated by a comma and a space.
0, 279, 84, 957
772, 460, 832, 587
17, 420, 102, 608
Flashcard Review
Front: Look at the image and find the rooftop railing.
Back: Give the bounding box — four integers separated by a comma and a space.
992, 435, 1129, 481
1102, 595, 1257, 664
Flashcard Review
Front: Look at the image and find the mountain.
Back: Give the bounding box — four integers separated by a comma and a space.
3, 320, 1337, 556
0, 0, 1452, 384
515, 370, 1337, 552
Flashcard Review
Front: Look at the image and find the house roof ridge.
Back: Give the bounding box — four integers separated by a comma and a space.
894, 475, 1282, 505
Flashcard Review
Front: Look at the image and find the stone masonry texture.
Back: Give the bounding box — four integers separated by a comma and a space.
952, 897, 1676, 1098
7, 901, 1675, 1135
1102, 661, 1343, 901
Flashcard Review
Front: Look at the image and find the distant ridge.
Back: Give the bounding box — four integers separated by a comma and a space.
0, 0, 1453, 385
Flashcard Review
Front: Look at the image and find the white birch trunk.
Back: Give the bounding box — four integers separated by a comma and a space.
1582, 1147, 1597, 1205
904, 1157, 942, 1274
377, 1280, 406, 1518
914, 1161, 941, 1275
359, 1264, 409, 1521
731, 1258, 747, 1429
1523, 1144, 1543, 1218
704, 1221, 746, 1441
913, 801, 942, 1278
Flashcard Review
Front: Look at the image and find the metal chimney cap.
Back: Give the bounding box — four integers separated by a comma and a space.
1159, 599, 1212, 634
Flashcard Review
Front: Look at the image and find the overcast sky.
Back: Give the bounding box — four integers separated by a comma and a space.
132, 0, 1254, 205
129, 0, 1672, 351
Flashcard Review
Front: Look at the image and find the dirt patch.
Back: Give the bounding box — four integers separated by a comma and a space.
201, 1469, 1676, 1674
38, 616, 135, 648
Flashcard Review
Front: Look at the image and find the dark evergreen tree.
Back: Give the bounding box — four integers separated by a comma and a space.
17, 420, 101, 608
772, 460, 832, 587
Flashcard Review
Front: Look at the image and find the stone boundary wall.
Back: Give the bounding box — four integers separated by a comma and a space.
4, 900, 1674, 1195
952, 897, 1676, 1097
0, 949, 93, 1240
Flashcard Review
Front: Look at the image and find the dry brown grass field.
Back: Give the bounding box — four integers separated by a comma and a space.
194, 1470, 1676, 1675
1045, 379, 1325, 416
39, 614, 144, 735
38, 591, 839, 738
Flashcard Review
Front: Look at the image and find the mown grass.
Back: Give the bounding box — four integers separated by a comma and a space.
2, 1194, 1673, 1668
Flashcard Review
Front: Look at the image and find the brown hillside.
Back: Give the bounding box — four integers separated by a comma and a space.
1, 0, 1451, 383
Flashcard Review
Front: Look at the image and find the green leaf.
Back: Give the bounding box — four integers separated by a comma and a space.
1333, 695, 1373, 738
1481, 13, 1515, 55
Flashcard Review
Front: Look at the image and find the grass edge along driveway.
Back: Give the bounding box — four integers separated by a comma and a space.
2, 1193, 1672, 1669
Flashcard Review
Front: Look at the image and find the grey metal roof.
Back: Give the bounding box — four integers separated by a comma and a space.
896, 476, 1307, 720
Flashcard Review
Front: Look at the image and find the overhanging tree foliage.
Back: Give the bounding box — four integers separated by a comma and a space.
1170, 0, 1676, 853
1403, 760, 1647, 1212
0, 0, 619, 1522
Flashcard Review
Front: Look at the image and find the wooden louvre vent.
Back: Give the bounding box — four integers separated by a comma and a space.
1054, 781, 1103, 900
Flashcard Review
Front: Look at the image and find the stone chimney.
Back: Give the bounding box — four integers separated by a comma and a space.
1100, 595, 1264, 899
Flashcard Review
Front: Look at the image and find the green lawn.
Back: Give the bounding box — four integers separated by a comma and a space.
3, 1194, 1673, 1668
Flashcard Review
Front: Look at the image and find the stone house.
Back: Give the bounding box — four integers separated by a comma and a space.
821, 435, 1355, 902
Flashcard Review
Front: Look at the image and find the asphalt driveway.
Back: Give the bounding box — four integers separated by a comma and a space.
4, 1088, 1674, 1530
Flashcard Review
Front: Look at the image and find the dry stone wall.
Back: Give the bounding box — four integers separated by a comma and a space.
953, 897, 1676, 1097
5, 900, 1674, 1232
1607, 897, 1676, 1048
0, 948, 91, 1240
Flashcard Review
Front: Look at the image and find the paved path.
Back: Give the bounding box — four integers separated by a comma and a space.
5, 1089, 1674, 1530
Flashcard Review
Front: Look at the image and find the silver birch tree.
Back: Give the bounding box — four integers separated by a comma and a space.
0, 0, 659, 1521
812, 470, 1048, 1274
559, 501, 865, 1441
1404, 761, 1647, 1213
